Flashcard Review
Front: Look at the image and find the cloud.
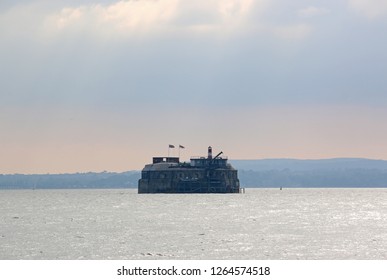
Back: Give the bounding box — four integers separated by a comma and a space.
348, 0, 387, 19
1, 0, 317, 42
49, 0, 179, 33
42, 0, 264, 37
298, 6, 329, 18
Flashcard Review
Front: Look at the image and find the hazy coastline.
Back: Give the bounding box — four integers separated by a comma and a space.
2, 158, 387, 189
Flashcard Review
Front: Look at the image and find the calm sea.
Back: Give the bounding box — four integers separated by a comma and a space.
0, 188, 386, 259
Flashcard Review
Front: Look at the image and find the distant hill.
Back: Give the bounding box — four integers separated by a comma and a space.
1, 158, 387, 189
0, 171, 140, 189
231, 158, 387, 171
231, 158, 387, 188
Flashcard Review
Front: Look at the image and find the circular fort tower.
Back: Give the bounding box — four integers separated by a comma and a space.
138, 146, 240, 193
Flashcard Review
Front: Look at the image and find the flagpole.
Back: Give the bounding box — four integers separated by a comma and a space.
168, 145, 175, 158
178, 145, 185, 162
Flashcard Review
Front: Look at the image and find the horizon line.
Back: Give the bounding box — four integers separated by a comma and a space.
2, 157, 387, 175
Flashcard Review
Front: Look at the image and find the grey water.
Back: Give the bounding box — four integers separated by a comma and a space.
0, 188, 386, 259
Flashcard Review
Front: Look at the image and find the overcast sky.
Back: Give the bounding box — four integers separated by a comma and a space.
1, 0, 387, 173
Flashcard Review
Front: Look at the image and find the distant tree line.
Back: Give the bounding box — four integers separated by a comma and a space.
239, 169, 387, 188
2, 163, 387, 189
0, 171, 140, 189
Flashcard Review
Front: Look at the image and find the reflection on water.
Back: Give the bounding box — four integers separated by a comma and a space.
0, 188, 386, 259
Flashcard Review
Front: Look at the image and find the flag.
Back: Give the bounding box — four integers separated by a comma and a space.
179, 145, 185, 149
169, 144, 175, 148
